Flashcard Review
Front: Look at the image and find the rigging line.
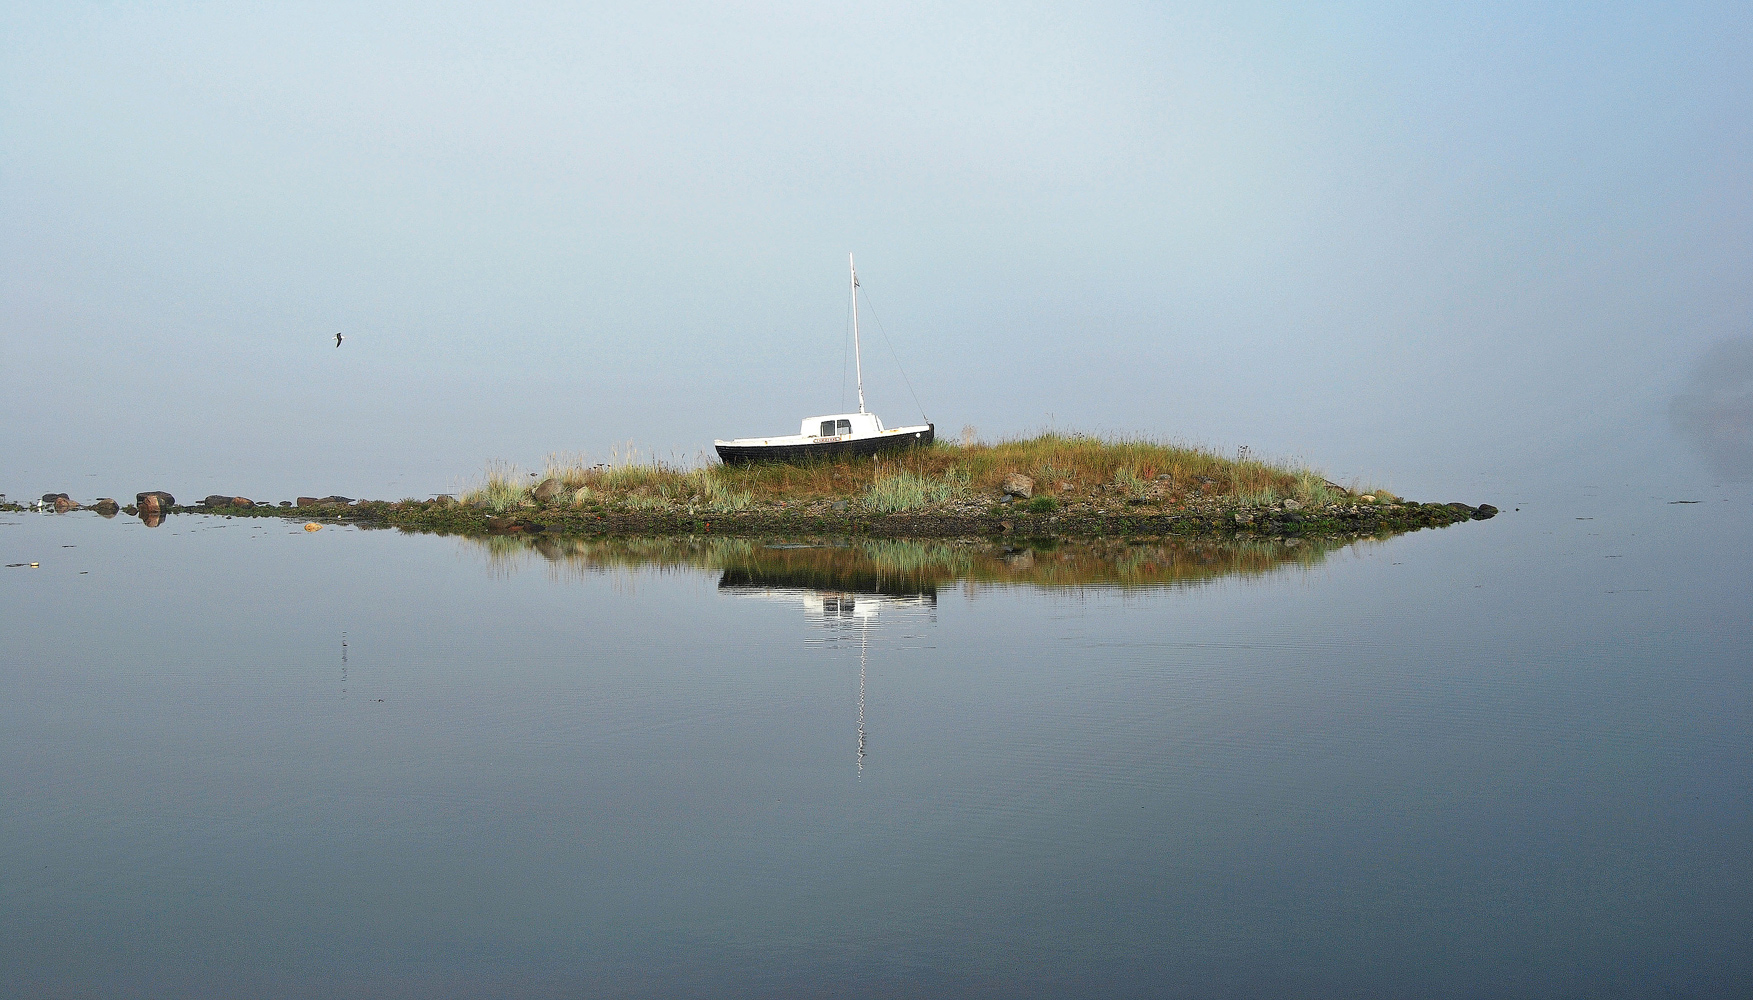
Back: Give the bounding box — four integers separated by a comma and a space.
854, 286, 929, 423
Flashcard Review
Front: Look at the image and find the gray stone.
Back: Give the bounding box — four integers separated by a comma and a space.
532, 478, 566, 503
1001, 473, 1034, 499
136, 491, 175, 513
1282, 498, 1302, 511
1472, 504, 1498, 519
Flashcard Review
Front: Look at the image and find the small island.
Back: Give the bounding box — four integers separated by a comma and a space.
10, 433, 1496, 541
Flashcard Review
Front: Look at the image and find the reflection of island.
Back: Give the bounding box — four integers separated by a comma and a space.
465, 534, 1361, 777
466, 534, 1358, 592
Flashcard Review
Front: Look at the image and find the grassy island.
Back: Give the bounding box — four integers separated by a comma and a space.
9, 433, 1496, 540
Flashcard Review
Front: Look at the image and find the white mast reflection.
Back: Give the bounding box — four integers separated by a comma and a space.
719, 580, 934, 778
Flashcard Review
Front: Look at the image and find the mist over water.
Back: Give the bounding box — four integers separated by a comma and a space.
1672, 337, 1753, 482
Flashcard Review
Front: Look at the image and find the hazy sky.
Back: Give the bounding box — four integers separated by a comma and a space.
4, 2, 1750, 499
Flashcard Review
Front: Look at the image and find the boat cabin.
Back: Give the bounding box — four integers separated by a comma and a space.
804, 413, 884, 440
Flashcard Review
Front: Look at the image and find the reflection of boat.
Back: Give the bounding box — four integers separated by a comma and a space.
714, 255, 933, 465
716, 584, 935, 622
720, 582, 933, 779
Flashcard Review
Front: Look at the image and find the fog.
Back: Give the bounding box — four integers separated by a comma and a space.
4, 2, 1750, 500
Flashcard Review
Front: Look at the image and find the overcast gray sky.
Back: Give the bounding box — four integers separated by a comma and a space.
4, 2, 1749, 499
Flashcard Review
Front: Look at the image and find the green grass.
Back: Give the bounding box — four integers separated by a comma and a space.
464, 431, 1365, 514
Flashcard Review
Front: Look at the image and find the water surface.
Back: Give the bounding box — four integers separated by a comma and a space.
3, 488, 1749, 997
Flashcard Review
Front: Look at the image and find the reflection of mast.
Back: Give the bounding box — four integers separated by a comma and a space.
856, 627, 867, 778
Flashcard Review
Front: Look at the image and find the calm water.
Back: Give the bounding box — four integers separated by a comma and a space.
3, 483, 1750, 998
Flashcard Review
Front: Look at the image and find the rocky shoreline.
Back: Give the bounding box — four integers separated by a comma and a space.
3, 489, 1498, 540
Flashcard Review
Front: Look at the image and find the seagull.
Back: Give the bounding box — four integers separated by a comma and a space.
335, 332, 344, 348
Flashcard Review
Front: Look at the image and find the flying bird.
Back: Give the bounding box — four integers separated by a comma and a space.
335, 332, 344, 348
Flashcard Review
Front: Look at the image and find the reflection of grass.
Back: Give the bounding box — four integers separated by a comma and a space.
465, 432, 1364, 514
464, 533, 1360, 591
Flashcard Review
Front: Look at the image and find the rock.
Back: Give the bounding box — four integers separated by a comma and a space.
1472, 504, 1498, 519
136, 491, 175, 513
1282, 498, 1303, 511
296, 497, 319, 507
1360, 494, 1377, 503
1001, 473, 1034, 499
53, 496, 76, 512
532, 478, 565, 503
204, 495, 256, 508
433, 495, 456, 506
831, 500, 848, 512
1233, 512, 1254, 526
232, 497, 255, 508
485, 515, 517, 530
523, 523, 546, 533
90, 498, 119, 516
999, 519, 1014, 533
303, 522, 322, 532
123, 505, 138, 515
42, 493, 69, 503
322, 495, 353, 504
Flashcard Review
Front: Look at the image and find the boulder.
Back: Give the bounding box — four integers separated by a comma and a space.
53, 496, 77, 512
202, 495, 236, 508
123, 505, 138, 515
322, 495, 353, 505
296, 497, 320, 507
136, 491, 175, 513
485, 515, 518, 530
1001, 473, 1034, 499
1282, 498, 1303, 511
532, 478, 566, 503
42, 493, 70, 503
1472, 504, 1498, 520
90, 498, 120, 516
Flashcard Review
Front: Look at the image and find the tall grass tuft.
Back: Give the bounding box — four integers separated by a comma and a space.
862, 468, 969, 513
465, 460, 531, 512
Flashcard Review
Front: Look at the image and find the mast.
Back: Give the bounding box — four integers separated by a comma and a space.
850, 252, 866, 414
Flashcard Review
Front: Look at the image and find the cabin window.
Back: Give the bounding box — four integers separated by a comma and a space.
820, 420, 836, 437
836, 419, 852, 435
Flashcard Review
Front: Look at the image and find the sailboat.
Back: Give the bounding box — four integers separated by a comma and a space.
714, 254, 934, 464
